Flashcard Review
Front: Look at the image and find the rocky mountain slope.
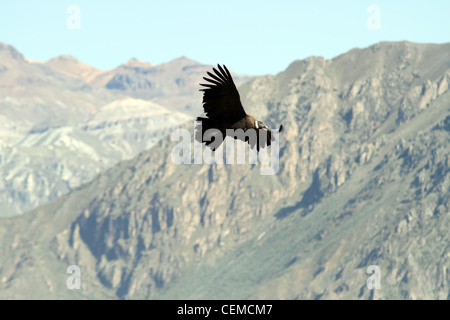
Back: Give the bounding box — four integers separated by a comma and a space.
0, 97, 190, 216
0, 41, 449, 299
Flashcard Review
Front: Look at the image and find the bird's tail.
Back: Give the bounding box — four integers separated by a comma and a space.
195, 117, 223, 150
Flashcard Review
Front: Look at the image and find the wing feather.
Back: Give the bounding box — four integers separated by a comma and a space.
217, 64, 232, 84
205, 71, 224, 84
199, 64, 247, 123
212, 67, 229, 84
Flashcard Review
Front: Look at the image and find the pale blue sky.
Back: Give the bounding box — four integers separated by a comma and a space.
0, 1, 449, 75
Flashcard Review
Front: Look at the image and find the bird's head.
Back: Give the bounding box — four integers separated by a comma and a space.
255, 120, 269, 130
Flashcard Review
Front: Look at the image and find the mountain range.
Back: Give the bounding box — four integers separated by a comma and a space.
0, 43, 250, 216
43, 54, 252, 115
0, 41, 449, 299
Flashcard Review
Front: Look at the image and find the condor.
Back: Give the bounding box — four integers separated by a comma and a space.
196, 64, 282, 151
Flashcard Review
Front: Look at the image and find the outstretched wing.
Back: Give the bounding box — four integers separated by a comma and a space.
199, 64, 247, 124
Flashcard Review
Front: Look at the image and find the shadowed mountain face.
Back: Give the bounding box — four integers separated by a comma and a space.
0, 41, 449, 299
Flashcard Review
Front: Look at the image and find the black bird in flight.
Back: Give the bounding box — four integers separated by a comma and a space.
196, 64, 282, 151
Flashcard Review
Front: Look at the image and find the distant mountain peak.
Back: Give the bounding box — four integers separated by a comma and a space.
46, 54, 96, 69
173, 56, 193, 62
49, 55, 80, 63
123, 57, 153, 68
163, 56, 203, 68
0, 42, 25, 63
44, 54, 102, 82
